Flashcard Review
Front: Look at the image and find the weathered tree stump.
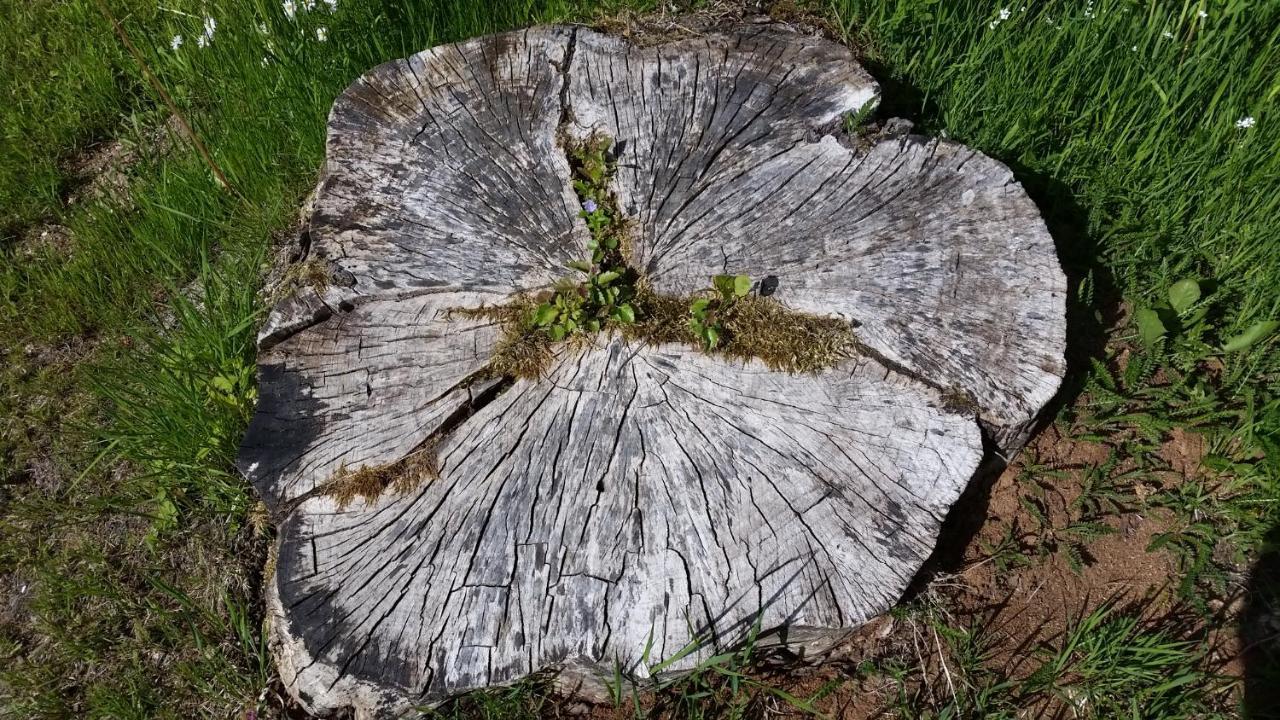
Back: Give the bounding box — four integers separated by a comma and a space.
238, 21, 1066, 717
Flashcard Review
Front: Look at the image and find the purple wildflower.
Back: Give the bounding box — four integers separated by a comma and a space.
582, 199, 598, 213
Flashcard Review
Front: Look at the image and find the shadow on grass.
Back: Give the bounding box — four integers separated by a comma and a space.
1242, 530, 1280, 719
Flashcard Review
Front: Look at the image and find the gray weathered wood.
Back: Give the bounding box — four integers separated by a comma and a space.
563, 29, 1063, 448
237, 20, 1066, 718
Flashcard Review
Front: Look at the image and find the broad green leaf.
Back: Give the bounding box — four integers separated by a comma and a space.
1134, 307, 1166, 346
567, 259, 592, 273
732, 274, 751, 297
548, 324, 566, 341
689, 298, 710, 315
596, 270, 620, 286
587, 319, 601, 332
712, 274, 734, 295
614, 304, 635, 324
1222, 319, 1279, 352
1167, 278, 1201, 314
209, 375, 235, 394
145, 496, 179, 549
704, 325, 720, 349
533, 303, 558, 326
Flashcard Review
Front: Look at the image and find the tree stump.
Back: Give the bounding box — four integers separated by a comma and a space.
237, 21, 1066, 717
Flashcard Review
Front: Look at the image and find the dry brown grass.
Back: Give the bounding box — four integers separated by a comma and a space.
590, 0, 842, 48
626, 282, 859, 374
326, 447, 439, 508
453, 296, 561, 380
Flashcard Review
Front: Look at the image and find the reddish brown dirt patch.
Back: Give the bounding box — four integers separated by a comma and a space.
948, 426, 1180, 674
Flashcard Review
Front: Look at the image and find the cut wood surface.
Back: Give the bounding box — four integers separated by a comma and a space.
237, 20, 1067, 717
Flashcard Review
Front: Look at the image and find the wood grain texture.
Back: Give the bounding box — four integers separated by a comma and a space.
240, 290, 505, 510
269, 339, 981, 716
563, 28, 1064, 447
236, 20, 1067, 717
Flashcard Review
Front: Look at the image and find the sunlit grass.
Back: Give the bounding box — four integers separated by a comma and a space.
836, 0, 1280, 353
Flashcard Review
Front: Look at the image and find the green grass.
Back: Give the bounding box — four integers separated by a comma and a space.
0, 0, 149, 237
873, 601, 1220, 719
839, 1, 1280, 332
0, 0, 1277, 716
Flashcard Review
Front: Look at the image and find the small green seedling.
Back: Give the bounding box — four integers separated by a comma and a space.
530, 134, 636, 341
689, 274, 751, 349
532, 269, 635, 341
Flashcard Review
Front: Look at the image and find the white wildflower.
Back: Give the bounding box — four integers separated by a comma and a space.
1236, 116, 1256, 130
1162, 29, 1173, 39
315, 26, 328, 41
1198, 10, 1208, 19
195, 16, 215, 47
170, 34, 183, 50
323, 0, 337, 9
999, 7, 1011, 20
282, 0, 296, 19
257, 22, 269, 34
303, 0, 315, 10
1131, 45, 1138, 51
261, 56, 270, 67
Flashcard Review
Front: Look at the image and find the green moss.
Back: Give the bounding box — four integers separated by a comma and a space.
625, 284, 859, 374
478, 279, 861, 379
276, 257, 331, 297
703, 295, 859, 373
483, 135, 861, 379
